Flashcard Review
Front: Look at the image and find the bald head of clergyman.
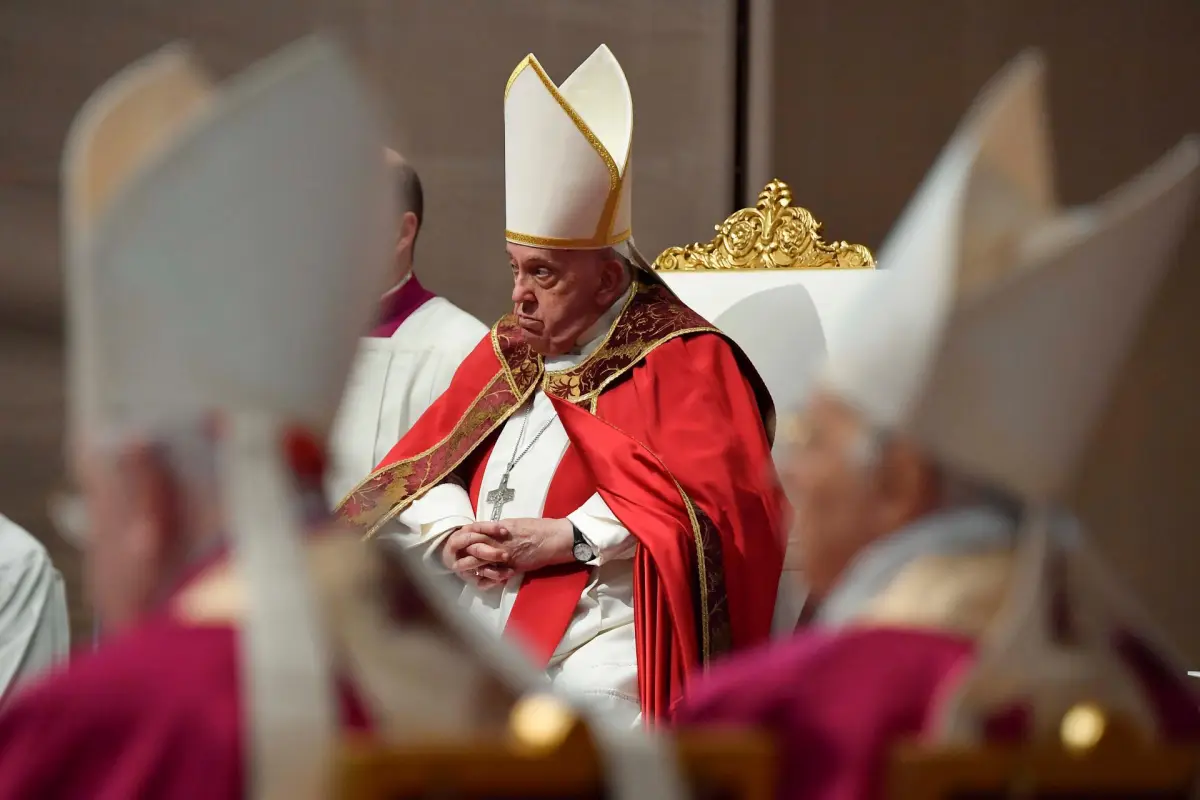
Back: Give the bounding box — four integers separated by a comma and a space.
385, 148, 423, 282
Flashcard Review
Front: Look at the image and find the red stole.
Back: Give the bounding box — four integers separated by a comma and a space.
338, 279, 784, 720
369, 274, 435, 338
464, 439, 594, 665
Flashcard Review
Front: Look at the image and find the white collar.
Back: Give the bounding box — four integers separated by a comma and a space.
543, 283, 632, 372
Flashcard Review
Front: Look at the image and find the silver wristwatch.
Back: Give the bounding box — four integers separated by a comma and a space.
571, 523, 596, 563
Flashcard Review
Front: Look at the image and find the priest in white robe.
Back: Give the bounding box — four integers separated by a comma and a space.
337, 45, 786, 727
327, 149, 486, 501
0, 514, 68, 703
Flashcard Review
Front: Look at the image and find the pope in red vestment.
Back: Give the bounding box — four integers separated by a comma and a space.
339, 275, 784, 721
337, 44, 786, 724
673, 53, 1200, 800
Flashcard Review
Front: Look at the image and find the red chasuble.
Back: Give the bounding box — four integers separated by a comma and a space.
0, 556, 370, 800
338, 278, 786, 720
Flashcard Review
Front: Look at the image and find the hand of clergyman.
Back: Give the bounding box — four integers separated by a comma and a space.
463, 518, 574, 573
442, 526, 513, 589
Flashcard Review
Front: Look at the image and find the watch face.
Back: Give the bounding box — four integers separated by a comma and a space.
573, 542, 595, 562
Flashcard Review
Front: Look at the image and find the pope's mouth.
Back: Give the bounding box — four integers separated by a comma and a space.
516, 315, 543, 332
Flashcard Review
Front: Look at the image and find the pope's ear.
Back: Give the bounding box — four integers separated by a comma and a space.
597, 254, 628, 302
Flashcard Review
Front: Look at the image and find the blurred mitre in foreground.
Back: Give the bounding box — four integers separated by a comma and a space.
63, 35, 393, 796
818, 50, 1200, 742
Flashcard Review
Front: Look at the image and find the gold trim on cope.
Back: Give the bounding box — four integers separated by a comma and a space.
338, 372, 539, 539
678, 485, 711, 663
654, 179, 876, 272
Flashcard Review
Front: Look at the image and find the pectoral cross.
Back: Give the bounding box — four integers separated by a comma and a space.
486, 472, 515, 520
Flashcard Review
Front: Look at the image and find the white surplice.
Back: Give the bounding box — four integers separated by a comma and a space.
0, 514, 69, 704
377, 286, 642, 727
327, 280, 487, 502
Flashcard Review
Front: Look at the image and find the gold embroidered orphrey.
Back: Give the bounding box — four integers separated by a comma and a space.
653, 179, 876, 272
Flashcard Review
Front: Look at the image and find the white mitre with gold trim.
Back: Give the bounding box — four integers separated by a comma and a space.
65, 40, 389, 448
820, 50, 1200, 743
929, 134, 1199, 743
504, 44, 633, 251
61, 45, 215, 449
819, 51, 1055, 481
62, 37, 391, 798
821, 50, 1200, 502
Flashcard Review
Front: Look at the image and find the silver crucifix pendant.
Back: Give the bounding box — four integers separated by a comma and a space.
486, 472, 515, 520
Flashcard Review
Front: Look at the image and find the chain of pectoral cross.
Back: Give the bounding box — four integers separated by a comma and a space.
485, 405, 556, 520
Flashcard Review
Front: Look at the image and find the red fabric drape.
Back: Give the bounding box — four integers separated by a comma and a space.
466, 440, 593, 666
551, 331, 784, 712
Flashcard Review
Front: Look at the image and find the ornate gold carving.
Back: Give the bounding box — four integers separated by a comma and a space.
654, 179, 876, 271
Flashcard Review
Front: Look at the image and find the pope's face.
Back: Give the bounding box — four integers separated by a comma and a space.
507, 243, 626, 356
779, 391, 882, 600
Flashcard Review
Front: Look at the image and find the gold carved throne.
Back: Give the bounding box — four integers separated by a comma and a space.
653, 181, 877, 635
649, 177, 878, 424
654, 179, 875, 272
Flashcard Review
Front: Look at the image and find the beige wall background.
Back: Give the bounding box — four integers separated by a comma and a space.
3, 0, 1199, 659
